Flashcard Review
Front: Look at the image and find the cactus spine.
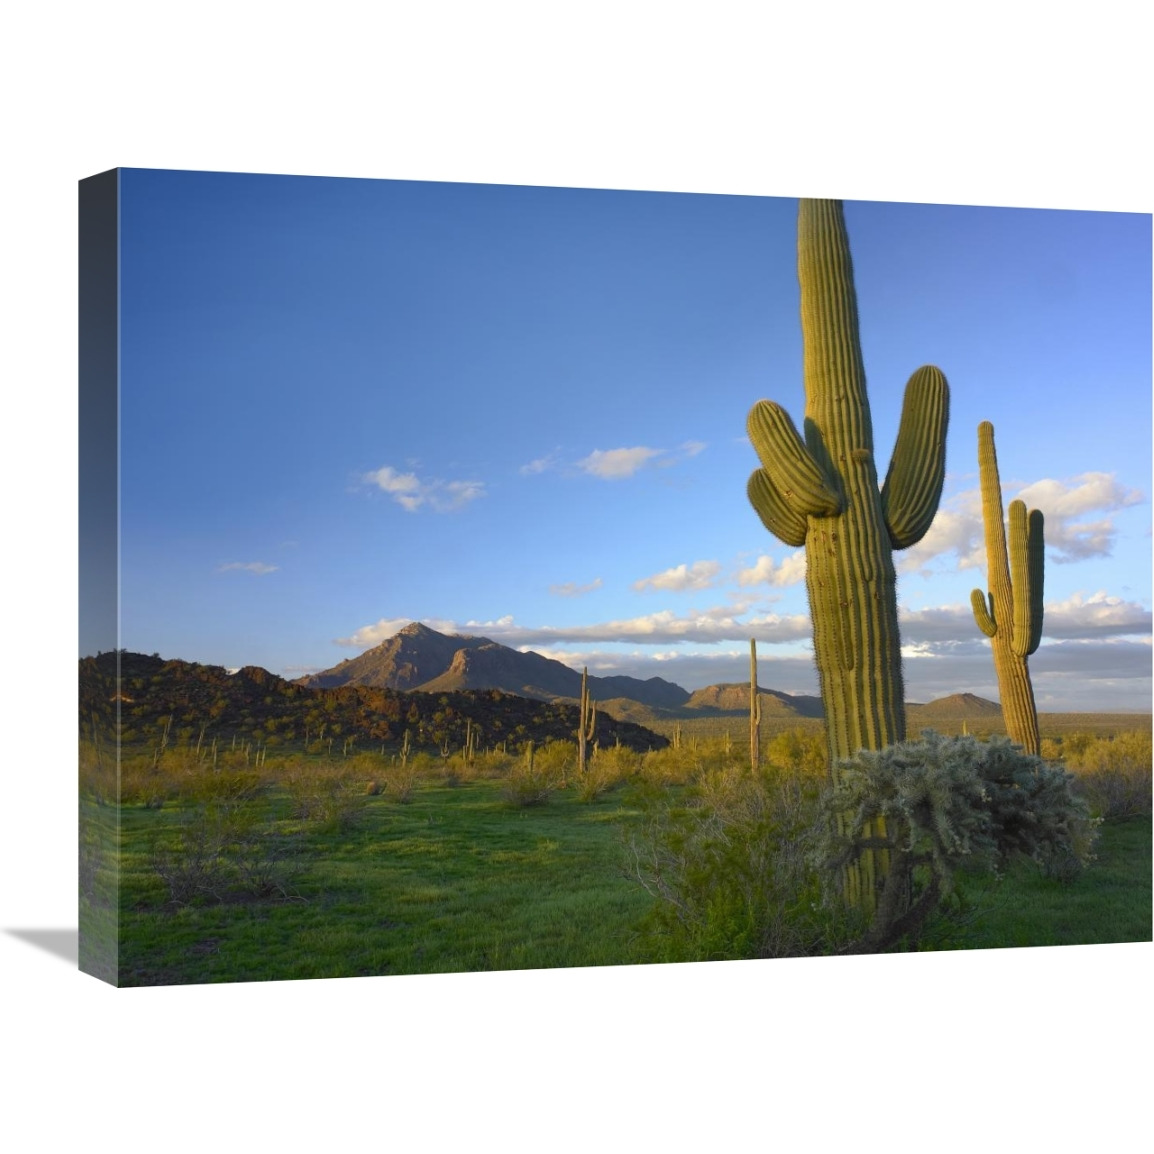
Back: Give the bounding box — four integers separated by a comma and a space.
576, 667, 597, 774
970, 421, 1044, 754
746, 199, 950, 907
749, 638, 761, 772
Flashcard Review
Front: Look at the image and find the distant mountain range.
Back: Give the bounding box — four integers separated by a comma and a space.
296, 622, 691, 709
296, 622, 999, 722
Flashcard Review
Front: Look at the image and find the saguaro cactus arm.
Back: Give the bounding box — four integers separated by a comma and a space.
747, 400, 842, 518
1026, 508, 1045, 654
971, 589, 997, 637
880, 365, 951, 549
746, 469, 809, 547
1009, 502, 1046, 657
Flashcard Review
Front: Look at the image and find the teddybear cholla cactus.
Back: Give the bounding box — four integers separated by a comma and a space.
747, 199, 949, 905
970, 421, 1044, 755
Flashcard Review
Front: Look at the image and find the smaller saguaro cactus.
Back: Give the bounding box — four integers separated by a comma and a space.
749, 639, 761, 772
576, 667, 597, 774
463, 718, 477, 766
970, 421, 1045, 754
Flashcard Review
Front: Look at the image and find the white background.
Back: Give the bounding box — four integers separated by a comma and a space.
1, 3, 1149, 1150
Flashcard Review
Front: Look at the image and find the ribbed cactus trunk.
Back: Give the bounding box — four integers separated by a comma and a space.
747, 199, 950, 909
576, 666, 596, 774
970, 422, 1044, 754
749, 638, 761, 772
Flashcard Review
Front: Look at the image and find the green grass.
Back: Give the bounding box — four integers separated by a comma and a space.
112, 779, 1151, 986
941, 817, 1152, 952
117, 782, 654, 985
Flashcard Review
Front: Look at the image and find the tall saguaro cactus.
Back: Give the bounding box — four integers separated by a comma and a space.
746, 199, 950, 906
749, 638, 761, 772
970, 421, 1044, 754
576, 666, 597, 774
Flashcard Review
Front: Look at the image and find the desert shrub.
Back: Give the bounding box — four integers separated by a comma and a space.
120, 760, 176, 808
181, 768, 268, 804
385, 752, 433, 803
1038, 730, 1150, 821
1077, 729, 1152, 772
637, 744, 710, 786
1073, 762, 1152, 821
625, 766, 853, 962
501, 744, 564, 808
474, 749, 517, 779
766, 727, 828, 777
820, 731, 1100, 952
150, 802, 304, 906
79, 738, 117, 805
281, 761, 368, 830
577, 744, 640, 802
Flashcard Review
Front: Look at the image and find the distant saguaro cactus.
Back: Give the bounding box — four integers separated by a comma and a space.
970, 421, 1044, 754
746, 199, 950, 906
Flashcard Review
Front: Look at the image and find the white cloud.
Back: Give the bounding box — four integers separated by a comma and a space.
896, 485, 986, 575
337, 605, 813, 651
898, 472, 1145, 574
519, 450, 561, 476
897, 591, 1151, 648
1041, 591, 1153, 638
364, 465, 421, 496
362, 464, 486, 512
463, 615, 516, 629
634, 560, 723, 593
736, 551, 807, 588
217, 561, 278, 575
1016, 473, 1143, 519
335, 617, 458, 647
577, 446, 663, 479
549, 577, 604, 598
680, 440, 707, 458
1017, 473, 1144, 563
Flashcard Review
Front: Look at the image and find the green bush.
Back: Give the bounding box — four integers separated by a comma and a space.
625, 766, 855, 961
281, 761, 368, 829
766, 727, 828, 777
500, 743, 564, 808
576, 744, 639, 802
150, 803, 304, 906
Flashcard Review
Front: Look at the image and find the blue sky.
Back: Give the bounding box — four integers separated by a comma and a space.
110, 169, 1152, 710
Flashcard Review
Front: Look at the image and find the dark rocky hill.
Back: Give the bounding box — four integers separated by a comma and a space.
79, 649, 668, 754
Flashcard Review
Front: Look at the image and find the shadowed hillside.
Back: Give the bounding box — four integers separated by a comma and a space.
80, 650, 668, 754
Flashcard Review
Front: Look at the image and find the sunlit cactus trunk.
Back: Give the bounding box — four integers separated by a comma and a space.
746, 199, 950, 909
749, 638, 761, 772
970, 422, 1044, 754
576, 667, 597, 774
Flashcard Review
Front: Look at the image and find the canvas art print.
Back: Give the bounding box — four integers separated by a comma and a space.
79, 169, 1152, 986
